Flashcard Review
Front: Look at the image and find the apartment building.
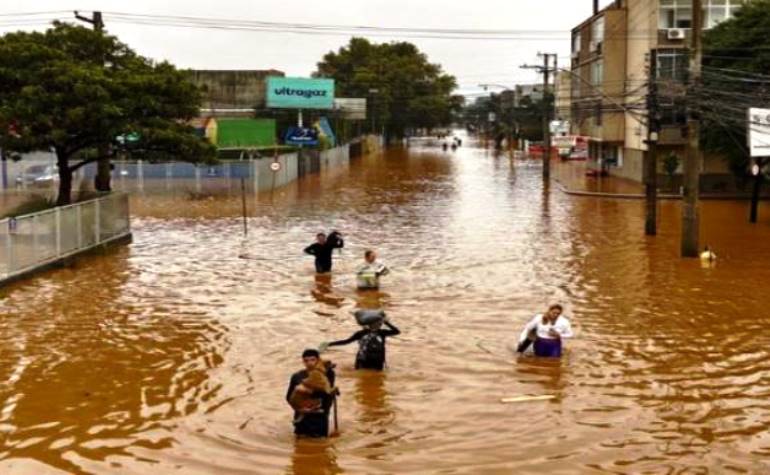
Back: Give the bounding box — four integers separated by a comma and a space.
568, 0, 746, 183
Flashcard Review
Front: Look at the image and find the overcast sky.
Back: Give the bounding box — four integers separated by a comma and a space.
3, 0, 616, 99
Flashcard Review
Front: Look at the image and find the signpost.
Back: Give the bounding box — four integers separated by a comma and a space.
266, 77, 335, 110
748, 108, 770, 223
284, 127, 320, 147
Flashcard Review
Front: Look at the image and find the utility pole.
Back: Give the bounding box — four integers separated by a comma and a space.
645, 51, 660, 236
542, 53, 553, 180
74, 11, 112, 193
682, 0, 702, 257
522, 54, 556, 180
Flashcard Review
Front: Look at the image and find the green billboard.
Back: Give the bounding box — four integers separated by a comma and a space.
266, 77, 335, 110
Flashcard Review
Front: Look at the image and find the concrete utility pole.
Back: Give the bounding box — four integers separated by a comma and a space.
645, 51, 660, 236
542, 53, 553, 180
521, 53, 556, 180
682, 0, 702, 257
74, 11, 112, 193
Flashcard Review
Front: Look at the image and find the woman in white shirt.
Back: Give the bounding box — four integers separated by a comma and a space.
516, 304, 573, 358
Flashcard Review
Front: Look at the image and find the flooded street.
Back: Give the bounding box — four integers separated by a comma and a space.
2, 134, 770, 474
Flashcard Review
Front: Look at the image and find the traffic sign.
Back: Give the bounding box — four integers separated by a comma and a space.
270, 161, 281, 172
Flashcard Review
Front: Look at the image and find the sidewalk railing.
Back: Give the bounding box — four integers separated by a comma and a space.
0, 193, 130, 282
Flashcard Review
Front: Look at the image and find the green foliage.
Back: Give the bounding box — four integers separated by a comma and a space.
701, 0, 770, 177
0, 22, 216, 204
315, 38, 460, 138
663, 153, 680, 178
463, 92, 549, 142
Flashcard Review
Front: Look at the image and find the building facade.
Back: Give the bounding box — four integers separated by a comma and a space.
568, 0, 746, 182
187, 69, 285, 113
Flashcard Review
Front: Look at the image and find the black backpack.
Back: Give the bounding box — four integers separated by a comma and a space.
357, 331, 385, 365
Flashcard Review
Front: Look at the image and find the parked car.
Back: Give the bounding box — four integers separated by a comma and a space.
16, 165, 58, 188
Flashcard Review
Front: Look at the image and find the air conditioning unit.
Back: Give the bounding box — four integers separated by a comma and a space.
667, 28, 686, 40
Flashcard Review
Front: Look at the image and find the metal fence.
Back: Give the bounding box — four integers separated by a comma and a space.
0, 193, 130, 282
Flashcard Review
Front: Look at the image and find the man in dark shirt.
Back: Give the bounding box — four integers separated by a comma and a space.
304, 231, 344, 273
322, 319, 401, 370
286, 349, 337, 438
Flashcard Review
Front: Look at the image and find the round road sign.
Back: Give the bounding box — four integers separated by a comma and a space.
270, 161, 281, 172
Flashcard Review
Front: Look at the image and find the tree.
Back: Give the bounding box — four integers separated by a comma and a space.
463, 92, 547, 150
315, 38, 459, 140
0, 23, 216, 205
701, 0, 770, 222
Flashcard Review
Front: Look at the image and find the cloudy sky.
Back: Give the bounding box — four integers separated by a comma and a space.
2, 0, 616, 99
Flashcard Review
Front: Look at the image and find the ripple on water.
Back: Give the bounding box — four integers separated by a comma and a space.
2, 136, 770, 473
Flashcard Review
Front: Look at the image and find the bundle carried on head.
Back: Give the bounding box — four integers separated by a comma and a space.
354, 309, 386, 326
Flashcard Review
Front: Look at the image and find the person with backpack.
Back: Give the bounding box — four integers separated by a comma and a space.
304, 230, 344, 274
320, 313, 400, 370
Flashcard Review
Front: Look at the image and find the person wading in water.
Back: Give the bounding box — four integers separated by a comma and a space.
286, 349, 338, 438
516, 304, 573, 358
304, 231, 344, 273
356, 250, 389, 290
320, 314, 401, 370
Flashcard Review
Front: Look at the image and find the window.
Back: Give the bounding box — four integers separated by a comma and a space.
571, 67, 582, 98
595, 102, 603, 127
660, 97, 687, 126
591, 16, 605, 51
591, 59, 604, 87
659, 0, 693, 29
660, 0, 745, 30
704, 0, 745, 29
573, 32, 582, 55
657, 49, 689, 81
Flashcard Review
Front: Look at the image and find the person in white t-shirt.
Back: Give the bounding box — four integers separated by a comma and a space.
356, 250, 389, 290
516, 304, 573, 358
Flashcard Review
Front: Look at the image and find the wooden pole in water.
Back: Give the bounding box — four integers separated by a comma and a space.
332, 396, 339, 434
240, 176, 248, 237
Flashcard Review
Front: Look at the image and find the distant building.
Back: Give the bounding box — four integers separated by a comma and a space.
567, 0, 746, 182
186, 70, 284, 151
187, 69, 285, 113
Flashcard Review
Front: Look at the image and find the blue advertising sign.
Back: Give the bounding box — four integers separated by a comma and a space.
266, 77, 335, 110
284, 127, 319, 146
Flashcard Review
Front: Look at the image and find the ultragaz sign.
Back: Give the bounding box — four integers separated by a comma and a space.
266, 77, 335, 110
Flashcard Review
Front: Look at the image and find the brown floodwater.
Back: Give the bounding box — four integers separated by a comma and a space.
2, 133, 770, 474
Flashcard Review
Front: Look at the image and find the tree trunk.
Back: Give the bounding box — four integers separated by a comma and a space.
56, 153, 73, 206
750, 172, 764, 224
94, 146, 111, 192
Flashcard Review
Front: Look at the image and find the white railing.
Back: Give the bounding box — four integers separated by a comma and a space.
0, 193, 130, 282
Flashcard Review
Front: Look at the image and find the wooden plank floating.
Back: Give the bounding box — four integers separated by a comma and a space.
500, 395, 557, 403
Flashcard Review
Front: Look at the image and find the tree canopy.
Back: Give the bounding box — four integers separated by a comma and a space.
315, 38, 461, 139
700, 0, 770, 221
0, 22, 215, 204
463, 91, 548, 149
701, 0, 770, 177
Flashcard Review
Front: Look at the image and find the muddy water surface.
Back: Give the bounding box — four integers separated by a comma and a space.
2, 134, 770, 474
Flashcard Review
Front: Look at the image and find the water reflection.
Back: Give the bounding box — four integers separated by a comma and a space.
288, 439, 340, 475
353, 371, 393, 428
